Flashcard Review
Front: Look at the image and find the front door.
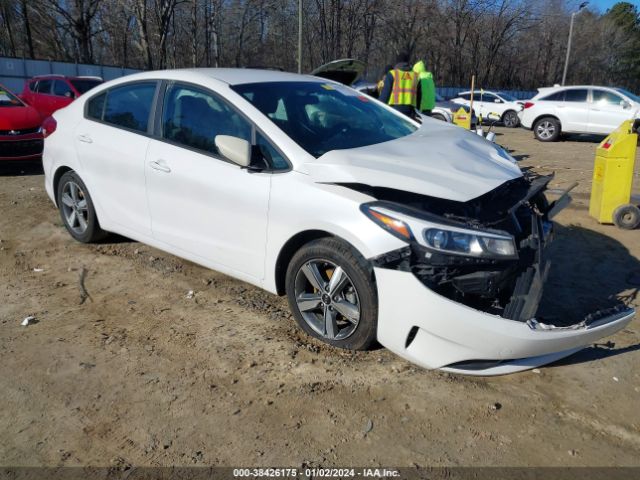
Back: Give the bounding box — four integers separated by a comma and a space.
588, 89, 633, 134
145, 83, 270, 280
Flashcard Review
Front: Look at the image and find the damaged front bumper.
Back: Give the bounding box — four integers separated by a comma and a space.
369, 175, 635, 375
375, 267, 634, 375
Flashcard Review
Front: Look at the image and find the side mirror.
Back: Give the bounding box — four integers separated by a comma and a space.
64, 91, 75, 99
622, 100, 631, 109
215, 135, 251, 167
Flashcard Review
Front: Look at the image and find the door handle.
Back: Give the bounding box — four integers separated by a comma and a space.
591, 108, 600, 112
149, 160, 171, 173
77, 133, 93, 143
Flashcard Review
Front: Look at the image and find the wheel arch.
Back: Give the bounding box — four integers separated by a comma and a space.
273, 229, 378, 296
52, 165, 73, 207
533, 114, 561, 130
501, 109, 518, 120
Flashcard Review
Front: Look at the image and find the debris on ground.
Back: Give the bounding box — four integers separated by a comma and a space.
186, 290, 195, 299
363, 419, 374, 434
78, 267, 91, 304
20, 316, 36, 326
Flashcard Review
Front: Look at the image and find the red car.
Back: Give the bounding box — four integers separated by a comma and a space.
0, 84, 43, 161
21, 75, 103, 118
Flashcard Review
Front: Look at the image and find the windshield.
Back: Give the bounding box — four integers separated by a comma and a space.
614, 88, 640, 103
0, 87, 24, 107
498, 92, 517, 101
70, 79, 102, 94
232, 81, 417, 157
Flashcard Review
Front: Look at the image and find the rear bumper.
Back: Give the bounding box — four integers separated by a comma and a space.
375, 267, 634, 375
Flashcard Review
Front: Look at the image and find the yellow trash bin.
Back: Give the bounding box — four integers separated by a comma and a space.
452, 107, 471, 130
589, 119, 639, 229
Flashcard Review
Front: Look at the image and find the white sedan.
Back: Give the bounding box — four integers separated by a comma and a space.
41, 69, 634, 375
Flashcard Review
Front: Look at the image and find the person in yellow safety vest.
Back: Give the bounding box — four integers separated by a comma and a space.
378, 52, 421, 118
413, 60, 436, 116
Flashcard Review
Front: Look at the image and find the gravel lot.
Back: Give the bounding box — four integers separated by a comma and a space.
1, 126, 639, 468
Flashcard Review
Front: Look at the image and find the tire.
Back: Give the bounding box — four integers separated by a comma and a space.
502, 110, 520, 128
431, 113, 447, 122
533, 116, 561, 142
57, 170, 106, 243
613, 204, 640, 230
285, 237, 378, 350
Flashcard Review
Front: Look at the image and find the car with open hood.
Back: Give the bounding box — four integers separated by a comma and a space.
0, 83, 43, 161
42, 68, 634, 375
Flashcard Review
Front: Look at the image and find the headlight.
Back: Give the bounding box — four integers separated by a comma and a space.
424, 228, 516, 258
362, 203, 517, 259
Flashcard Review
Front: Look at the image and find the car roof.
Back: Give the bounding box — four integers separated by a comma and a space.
29, 75, 103, 81
537, 85, 616, 92
103, 68, 330, 87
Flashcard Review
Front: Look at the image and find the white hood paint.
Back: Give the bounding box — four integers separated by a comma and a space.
304, 121, 523, 202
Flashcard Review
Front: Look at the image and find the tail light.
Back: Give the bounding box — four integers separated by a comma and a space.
523, 102, 535, 109
41, 116, 57, 138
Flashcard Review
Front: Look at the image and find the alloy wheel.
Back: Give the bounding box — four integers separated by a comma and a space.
293, 259, 360, 341
536, 121, 555, 140
60, 180, 89, 235
503, 112, 518, 128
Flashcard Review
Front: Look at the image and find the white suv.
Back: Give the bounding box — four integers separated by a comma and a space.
451, 90, 523, 128
520, 85, 640, 141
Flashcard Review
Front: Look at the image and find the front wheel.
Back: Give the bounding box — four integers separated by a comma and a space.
57, 171, 106, 243
502, 110, 520, 128
613, 204, 640, 230
285, 238, 378, 350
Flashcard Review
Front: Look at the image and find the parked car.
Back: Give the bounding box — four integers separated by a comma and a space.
0, 83, 43, 161
451, 90, 523, 127
520, 85, 640, 142
21, 74, 103, 118
42, 69, 634, 375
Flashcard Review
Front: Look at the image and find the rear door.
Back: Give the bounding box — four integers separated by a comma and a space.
74, 81, 158, 237
33, 79, 54, 116
145, 82, 271, 279
557, 88, 589, 132
51, 80, 75, 113
588, 89, 632, 134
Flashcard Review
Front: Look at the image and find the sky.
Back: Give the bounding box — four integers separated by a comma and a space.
588, 0, 639, 12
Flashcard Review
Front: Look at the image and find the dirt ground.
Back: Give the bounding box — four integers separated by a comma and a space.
1, 127, 640, 469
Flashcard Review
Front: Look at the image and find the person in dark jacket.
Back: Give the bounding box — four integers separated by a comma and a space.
379, 52, 421, 118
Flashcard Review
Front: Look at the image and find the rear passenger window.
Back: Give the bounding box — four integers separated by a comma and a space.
103, 82, 156, 133
37, 80, 52, 94
53, 80, 73, 97
87, 92, 106, 120
541, 91, 564, 101
162, 84, 251, 156
564, 89, 588, 102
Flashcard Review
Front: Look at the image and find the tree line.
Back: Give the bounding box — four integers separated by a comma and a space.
0, 0, 639, 92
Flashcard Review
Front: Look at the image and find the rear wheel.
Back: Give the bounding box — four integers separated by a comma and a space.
533, 117, 561, 142
613, 204, 640, 230
285, 238, 377, 350
502, 110, 520, 128
57, 171, 106, 243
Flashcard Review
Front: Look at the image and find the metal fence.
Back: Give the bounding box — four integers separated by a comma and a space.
0, 56, 139, 93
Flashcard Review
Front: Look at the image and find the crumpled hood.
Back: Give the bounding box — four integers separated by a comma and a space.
303, 120, 522, 202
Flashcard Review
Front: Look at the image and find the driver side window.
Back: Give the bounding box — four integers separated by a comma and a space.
162, 84, 252, 157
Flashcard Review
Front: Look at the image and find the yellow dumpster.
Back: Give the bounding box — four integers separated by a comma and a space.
452, 107, 471, 130
589, 119, 639, 229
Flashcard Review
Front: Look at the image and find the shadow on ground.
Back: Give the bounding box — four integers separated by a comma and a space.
0, 160, 43, 177
538, 224, 639, 323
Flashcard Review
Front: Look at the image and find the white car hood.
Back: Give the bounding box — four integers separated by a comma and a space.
303, 121, 523, 202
